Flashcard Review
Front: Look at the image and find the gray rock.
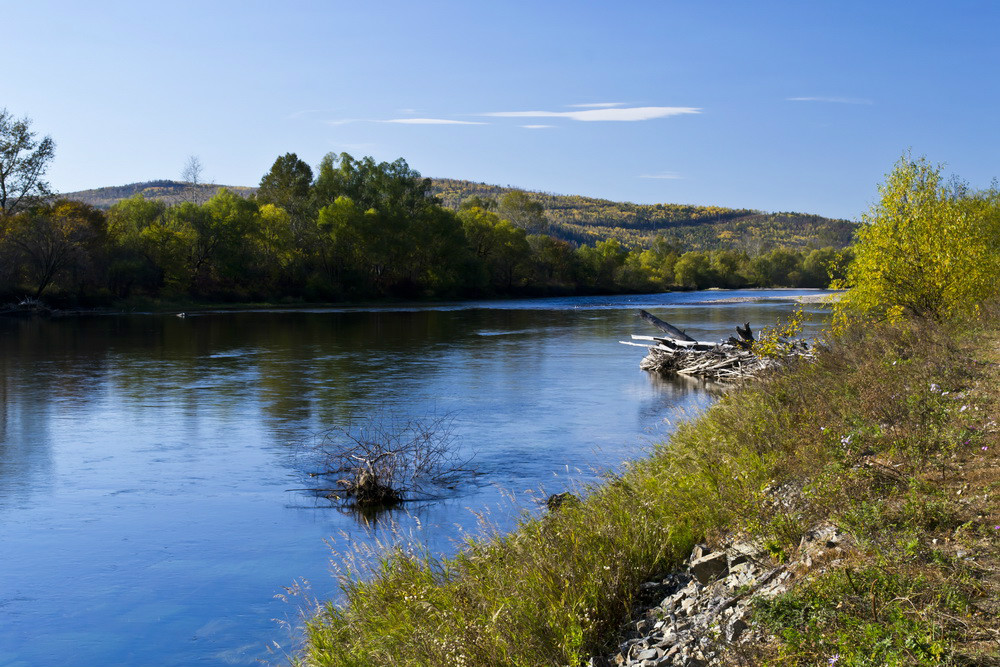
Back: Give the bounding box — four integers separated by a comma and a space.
728, 560, 753, 575
636, 647, 664, 661
799, 523, 842, 555
725, 617, 748, 642
620, 638, 644, 654
689, 551, 729, 584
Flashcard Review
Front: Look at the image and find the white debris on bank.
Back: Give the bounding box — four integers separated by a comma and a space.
622, 310, 812, 381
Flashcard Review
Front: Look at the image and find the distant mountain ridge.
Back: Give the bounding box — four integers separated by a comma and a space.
432, 178, 857, 251
64, 180, 256, 208
62, 178, 856, 252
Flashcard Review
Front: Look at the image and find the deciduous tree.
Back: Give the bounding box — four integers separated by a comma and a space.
837, 155, 1000, 321
257, 153, 314, 223
0, 109, 55, 216
498, 190, 548, 234
9, 200, 105, 297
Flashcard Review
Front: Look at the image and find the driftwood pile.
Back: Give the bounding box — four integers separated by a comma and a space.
621, 310, 811, 381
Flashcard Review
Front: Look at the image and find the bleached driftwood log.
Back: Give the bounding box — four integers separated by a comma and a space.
622, 310, 811, 381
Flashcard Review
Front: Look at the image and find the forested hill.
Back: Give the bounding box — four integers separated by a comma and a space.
63, 178, 856, 252
64, 180, 256, 208
432, 178, 857, 252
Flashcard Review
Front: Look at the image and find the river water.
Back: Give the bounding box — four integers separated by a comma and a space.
0, 290, 832, 667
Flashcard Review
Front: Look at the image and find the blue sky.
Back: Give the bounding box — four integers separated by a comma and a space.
5, 0, 998, 219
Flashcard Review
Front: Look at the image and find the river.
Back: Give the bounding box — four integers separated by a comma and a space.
0, 290, 832, 667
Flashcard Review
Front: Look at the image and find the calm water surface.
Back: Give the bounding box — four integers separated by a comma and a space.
0, 290, 831, 667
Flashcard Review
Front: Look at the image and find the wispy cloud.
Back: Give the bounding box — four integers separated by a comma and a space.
383, 118, 486, 125
568, 102, 627, 108
483, 106, 700, 122
639, 171, 683, 180
328, 117, 486, 126
326, 104, 697, 127
787, 96, 873, 105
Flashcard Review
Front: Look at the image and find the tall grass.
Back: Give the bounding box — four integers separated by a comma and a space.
298, 313, 997, 666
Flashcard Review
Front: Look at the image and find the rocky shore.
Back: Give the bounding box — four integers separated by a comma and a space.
586, 524, 849, 667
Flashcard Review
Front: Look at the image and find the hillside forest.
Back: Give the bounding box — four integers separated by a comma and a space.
0, 152, 854, 305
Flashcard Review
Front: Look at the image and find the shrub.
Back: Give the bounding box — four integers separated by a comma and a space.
836, 154, 1000, 323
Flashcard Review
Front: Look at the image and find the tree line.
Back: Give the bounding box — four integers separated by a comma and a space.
0, 150, 850, 305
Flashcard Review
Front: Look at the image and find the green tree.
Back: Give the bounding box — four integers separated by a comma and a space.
0, 108, 55, 216
459, 195, 497, 212
316, 196, 402, 295
313, 152, 435, 216
105, 194, 169, 296
615, 251, 654, 291
527, 234, 578, 287
8, 200, 105, 297
765, 249, 801, 287
311, 153, 451, 296
638, 236, 679, 288
140, 209, 197, 294
403, 207, 469, 295
255, 203, 296, 287
257, 153, 314, 227
673, 251, 712, 289
577, 239, 628, 289
801, 247, 841, 287
458, 206, 530, 291
498, 190, 548, 234
195, 189, 263, 291
837, 155, 1000, 321
710, 249, 748, 288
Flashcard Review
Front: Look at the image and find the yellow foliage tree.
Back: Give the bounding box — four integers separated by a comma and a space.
836, 154, 1000, 323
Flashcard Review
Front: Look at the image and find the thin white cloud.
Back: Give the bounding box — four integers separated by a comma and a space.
568, 102, 627, 108
640, 171, 683, 180
483, 106, 700, 122
383, 118, 487, 125
521, 124, 555, 129
326, 117, 486, 126
787, 96, 873, 105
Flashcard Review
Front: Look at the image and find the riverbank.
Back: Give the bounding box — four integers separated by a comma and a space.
297, 310, 999, 666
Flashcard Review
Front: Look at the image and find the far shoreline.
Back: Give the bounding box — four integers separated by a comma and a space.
1, 287, 841, 318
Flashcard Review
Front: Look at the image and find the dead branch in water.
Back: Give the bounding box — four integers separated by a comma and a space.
307, 414, 475, 509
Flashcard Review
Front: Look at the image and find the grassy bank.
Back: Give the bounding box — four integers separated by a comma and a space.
297, 312, 999, 667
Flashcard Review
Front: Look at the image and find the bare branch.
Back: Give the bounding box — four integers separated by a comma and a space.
308, 413, 475, 510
